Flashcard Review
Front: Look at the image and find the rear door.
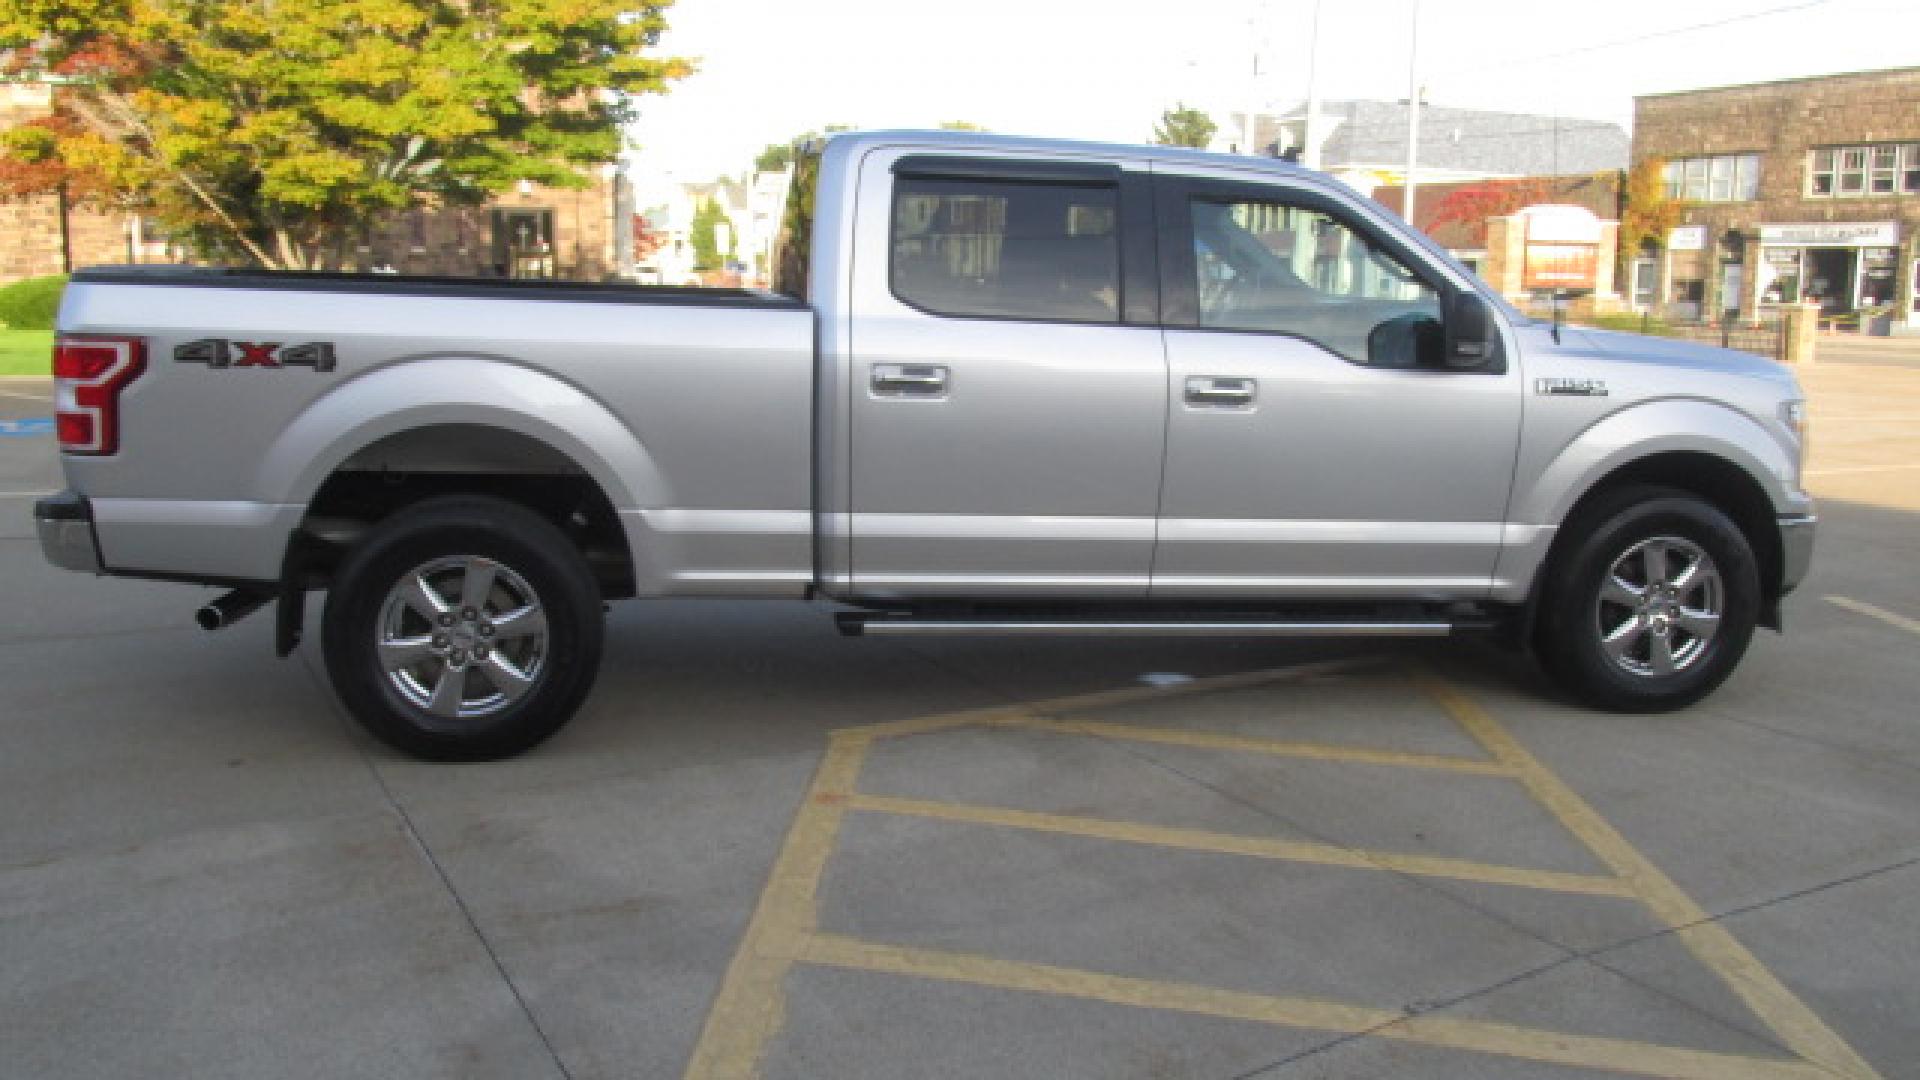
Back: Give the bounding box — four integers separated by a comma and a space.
845, 150, 1166, 598
1150, 173, 1522, 599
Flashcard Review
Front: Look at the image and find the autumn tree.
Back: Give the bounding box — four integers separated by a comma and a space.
1618, 157, 1682, 276
937, 120, 986, 131
1420, 177, 1554, 234
1152, 104, 1216, 149
0, 0, 690, 270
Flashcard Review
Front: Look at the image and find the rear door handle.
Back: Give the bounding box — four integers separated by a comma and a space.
1184, 376, 1257, 410
871, 363, 950, 399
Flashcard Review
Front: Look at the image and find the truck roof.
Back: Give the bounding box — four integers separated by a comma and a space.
815, 128, 1328, 182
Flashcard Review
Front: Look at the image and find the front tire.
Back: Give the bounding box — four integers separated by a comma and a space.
1537, 485, 1759, 712
322, 496, 604, 760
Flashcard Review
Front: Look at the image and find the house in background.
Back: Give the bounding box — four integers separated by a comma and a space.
1223, 101, 1629, 198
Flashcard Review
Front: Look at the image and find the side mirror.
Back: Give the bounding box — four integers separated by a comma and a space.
1444, 291, 1504, 370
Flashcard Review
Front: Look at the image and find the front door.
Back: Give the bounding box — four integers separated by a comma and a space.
846, 154, 1167, 598
1151, 176, 1522, 599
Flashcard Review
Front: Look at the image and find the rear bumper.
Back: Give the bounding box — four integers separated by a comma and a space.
34, 490, 104, 575
1779, 513, 1816, 596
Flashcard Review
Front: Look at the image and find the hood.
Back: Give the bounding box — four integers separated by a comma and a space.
1562, 327, 1797, 389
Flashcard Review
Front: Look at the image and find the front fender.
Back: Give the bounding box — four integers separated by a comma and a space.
257, 355, 668, 512
1517, 397, 1797, 528
1493, 398, 1799, 604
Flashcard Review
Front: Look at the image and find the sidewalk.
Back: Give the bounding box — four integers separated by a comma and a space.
1814, 334, 1920, 367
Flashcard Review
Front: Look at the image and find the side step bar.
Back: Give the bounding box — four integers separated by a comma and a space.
837, 615, 1461, 638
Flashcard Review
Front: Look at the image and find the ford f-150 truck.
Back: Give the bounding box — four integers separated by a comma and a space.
35, 131, 1815, 759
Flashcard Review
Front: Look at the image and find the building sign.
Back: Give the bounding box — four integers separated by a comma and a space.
1759, 221, 1899, 247
1522, 205, 1602, 291
1525, 244, 1599, 290
1668, 226, 1707, 251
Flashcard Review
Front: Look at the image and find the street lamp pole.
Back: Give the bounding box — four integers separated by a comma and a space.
1404, 0, 1422, 226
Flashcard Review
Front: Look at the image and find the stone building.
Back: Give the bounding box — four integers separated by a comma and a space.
2, 79, 623, 285
1633, 66, 1920, 331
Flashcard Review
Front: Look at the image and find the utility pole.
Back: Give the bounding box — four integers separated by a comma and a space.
1302, 0, 1325, 168
1403, 0, 1422, 227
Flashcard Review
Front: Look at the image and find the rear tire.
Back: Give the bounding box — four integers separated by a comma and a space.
1536, 485, 1758, 712
322, 496, 604, 760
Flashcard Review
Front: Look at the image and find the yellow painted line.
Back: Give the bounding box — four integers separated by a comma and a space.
682, 732, 872, 1080
1827, 595, 1920, 637
1001, 715, 1513, 776
800, 934, 1832, 1080
1417, 672, 1882, 1080
846, 793, 1634, 898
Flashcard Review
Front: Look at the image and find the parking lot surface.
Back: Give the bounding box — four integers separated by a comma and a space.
2, 347, 1917, 1080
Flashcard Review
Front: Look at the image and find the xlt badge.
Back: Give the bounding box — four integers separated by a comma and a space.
1534, 377, 1607, 397
175, 338, 336, 372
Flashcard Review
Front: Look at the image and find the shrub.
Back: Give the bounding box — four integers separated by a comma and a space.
0, 275, 67, 331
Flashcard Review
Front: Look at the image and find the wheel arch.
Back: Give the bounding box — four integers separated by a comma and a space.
264, 357, 668, 600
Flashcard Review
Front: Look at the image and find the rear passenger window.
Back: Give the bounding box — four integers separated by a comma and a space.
892, 177, 1120, 323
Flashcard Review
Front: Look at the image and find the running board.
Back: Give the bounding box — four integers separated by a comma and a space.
837, 615, 1461, 638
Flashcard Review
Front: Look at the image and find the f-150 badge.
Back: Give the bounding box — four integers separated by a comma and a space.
175, 338, 336, 372
1534, 377, 1607, 397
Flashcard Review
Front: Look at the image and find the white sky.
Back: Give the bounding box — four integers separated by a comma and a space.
627, 0, 1920, 182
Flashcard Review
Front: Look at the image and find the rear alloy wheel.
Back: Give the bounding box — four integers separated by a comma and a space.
1538, 486, 1758, 712
324, 496, 603, 760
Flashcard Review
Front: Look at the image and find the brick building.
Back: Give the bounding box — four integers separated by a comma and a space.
1633, 67, 1920, 330
2, 80, 623, 285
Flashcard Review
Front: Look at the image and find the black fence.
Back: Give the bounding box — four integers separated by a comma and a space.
1519, 303, 1785, 363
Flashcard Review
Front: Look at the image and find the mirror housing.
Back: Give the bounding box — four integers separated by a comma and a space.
1444, 291, 1504, 370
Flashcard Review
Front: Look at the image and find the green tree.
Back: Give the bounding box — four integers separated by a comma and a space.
689, 197, 733, 272
1151, 103, 1217, 149
0, 0, 690, 270
753, 124, 851, 173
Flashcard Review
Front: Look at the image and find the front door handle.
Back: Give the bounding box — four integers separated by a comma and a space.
1185, 376, 1257, 410
871, 363, 950, 399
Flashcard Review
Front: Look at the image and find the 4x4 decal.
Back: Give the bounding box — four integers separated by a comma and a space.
175, 338, 336, 372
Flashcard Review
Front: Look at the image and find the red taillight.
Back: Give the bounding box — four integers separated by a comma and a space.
54, 335, 145, 455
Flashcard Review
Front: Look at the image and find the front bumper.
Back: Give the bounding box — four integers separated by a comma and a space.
34, 490, 104, 575
1779, 513, 1816, 596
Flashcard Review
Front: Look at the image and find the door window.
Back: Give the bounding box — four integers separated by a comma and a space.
1188, 197, 1441, 365
891, 177, 1120, 323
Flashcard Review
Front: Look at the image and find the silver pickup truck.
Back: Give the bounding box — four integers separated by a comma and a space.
36, 131, 1814, 759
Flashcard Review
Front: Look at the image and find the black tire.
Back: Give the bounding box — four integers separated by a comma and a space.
1536, 485, 1759, 712
322, 496, 604, 760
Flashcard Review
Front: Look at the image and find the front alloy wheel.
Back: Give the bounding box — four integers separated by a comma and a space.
1595, 536, 1723, 678
1537, 485, 1758, 713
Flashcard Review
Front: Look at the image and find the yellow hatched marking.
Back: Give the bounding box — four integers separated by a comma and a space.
1418, 672, 1882, 1080
682, 732, 870, 1080
688, 660, 1883, 1079
844, 793, 1634, 898
799, 934, 1831, 1080
998, 715, 1512, 776
1827, 595, 1920, 637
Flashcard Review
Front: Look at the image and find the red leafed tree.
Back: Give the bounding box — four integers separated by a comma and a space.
631, 214, 666, 262
1421, 178, 1554, 233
